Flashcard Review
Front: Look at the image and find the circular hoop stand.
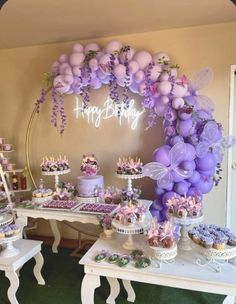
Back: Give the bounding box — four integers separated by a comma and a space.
116, 174, 143, 192
193, 243, 236, 273
42, 169, 71, 189
112, 212, 152, 250
0, 234, 20, 258
149, 243, 177, 268
172, 215, 204, 251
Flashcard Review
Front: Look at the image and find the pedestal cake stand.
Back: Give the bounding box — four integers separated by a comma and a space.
173, 215, 204, 251
115, 174, 143, 192
42, 169, 71, 189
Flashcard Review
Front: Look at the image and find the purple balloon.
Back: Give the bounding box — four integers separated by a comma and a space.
162, 191, 177, 204
196, 110, 213, 121
179, 119, 196, 137
196, 153, 216, 171
152, 145, 171, 166
185, 143, 196, 160
170, 135, 184, 146
174, 182, 189, 195
184, 95, 196, 106
181, 160, 196, 171
187, 187, 202, 198
152, 199, 164, 210
187, 170, 201, 184
178, 107, 193, 120
193, 176, 214, 194
155, 186, 165, 196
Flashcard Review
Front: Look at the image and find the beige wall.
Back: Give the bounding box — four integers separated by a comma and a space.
0, 22, 236, 238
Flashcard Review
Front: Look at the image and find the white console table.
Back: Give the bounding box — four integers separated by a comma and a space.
79, 234, 236, 304
0, 239, 45, 304
14, 207, 99, 253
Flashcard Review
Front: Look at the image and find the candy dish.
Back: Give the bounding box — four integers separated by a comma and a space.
94, 251, 107, 263
134, 256, 151, 269
117, 255, 131, 267
108, 253, 120, 264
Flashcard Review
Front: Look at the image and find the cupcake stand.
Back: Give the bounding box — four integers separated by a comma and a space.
172, 215, 204, 251
149, 243, 178, 268
42, 169, 71, 189
112, 200, 152, 250
0, 213, 20, 258
194, 243, 236, 273
116, 173, 143, 192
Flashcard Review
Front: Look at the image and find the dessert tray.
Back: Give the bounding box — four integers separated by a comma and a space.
0, 213, 13, 227
192, 242, 236, 272
76, 196, 101, 204
73, 203, 119, 215
40, 200, 79, 211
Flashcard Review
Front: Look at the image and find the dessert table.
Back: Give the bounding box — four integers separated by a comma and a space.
14, 206, 99, 253
79, 234, 236, 304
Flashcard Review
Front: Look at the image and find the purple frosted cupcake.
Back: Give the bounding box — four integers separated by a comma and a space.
213, 237, 225, 250
192, 231, 201, 244
227, 233, 236, 246
200, 236, 214, 249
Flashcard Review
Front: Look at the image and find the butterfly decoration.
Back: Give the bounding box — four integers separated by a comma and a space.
188, 67, 215, 112
143, 142, 194, 188
196, 121, 236, 163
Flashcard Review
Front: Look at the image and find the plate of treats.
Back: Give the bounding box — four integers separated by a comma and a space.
189, 224, 236, 260
40, 200, 80, 211
73, 203, 119, 215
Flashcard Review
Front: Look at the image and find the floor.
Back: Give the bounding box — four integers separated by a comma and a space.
0, 245, 225, 304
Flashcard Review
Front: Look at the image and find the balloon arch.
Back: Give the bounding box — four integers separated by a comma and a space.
34, 39, 234, 222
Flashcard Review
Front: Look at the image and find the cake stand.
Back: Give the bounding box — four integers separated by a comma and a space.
0, 234, 21, 258
42, 169, 71, 189
0, 213, 13, 227
172, 215, 204, 251
112, 212, 152, 250
149, 243, 178, 268
115, 173, 143, 192
194, 243, 236, 273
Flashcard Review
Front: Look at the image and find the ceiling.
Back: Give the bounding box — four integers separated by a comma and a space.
0, 0, 236, 49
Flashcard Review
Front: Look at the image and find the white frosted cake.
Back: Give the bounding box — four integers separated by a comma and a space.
77, 175, 104, 197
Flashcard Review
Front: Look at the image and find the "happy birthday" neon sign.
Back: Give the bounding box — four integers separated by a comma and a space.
73, 97, 145, 130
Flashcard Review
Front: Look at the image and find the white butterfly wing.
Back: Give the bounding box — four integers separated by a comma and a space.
190, 67, 213, 92
143, 162, 168, 180
195, 95, 214, 112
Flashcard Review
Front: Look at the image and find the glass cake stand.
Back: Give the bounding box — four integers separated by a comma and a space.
172, 215, 204, 251
0, 234, 21, 258
42, 169, 71, 189
115, 173, 143, 192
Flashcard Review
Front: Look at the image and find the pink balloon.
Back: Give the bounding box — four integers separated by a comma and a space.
105, 40, 122, 53
63, 74, 74, 85
89, 58, 99, 71
114, 64, 126, 78
172, 81, 188, 97
64, 67, 73, 76
53, 75, 70, 94
134, 70, 145, 83
154, 99, 168, 117
152, 145, 171, 166
160, 96, 169, 105
158, 81, 172, 95
153, 52, 170, 63
72, 66, 82, 77
170, 68, 178, 79
69, 52, 85, 67
120, 48, 135, 63
129, 82, 139, 93
59, 63, 71, 75
133, 51, 152, 70
51, 61, 60, 75
128, 61, 139, 74
150, 65, 162, 82
84, 43, 100, 54
172, 97, 185, 110
138, 82, 146, 96
96, 51, 105, 60
159, 72, 169, 81
72, 43, 84, 53
58, 54, 68, 63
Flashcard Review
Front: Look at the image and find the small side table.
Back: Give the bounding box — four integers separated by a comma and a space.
0, 239, 45, 304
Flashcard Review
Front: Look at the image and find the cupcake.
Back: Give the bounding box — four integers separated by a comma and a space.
213, 238, 225, 250
4, 226, 13, 237
9, 224, 20, 235
200, 236, 214, 249
227, 233, 236, 246
148, 236, 158, 247
177, 207, 187, 218
161, 236, 174, 248
192, 231, 201, 244
0, 228, 5, 238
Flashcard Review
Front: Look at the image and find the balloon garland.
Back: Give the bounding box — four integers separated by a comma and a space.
35, 39, 235, 222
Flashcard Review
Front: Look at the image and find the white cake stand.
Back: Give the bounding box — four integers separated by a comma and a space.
112, 212, 152, 250
115, 173, 143, 192
42, 169, 71, 189
149, 243, 178, 268
172, 215, 204, 251
0, 234, 20, 258
0, 213, 13, 228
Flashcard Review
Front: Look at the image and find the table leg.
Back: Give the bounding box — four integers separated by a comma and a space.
33, 252, 45, 285
106, 277, 120, 304
81, 274, 100, 304
5, 271, 19, 304
49, 219, 60, 253
15, 215, 28, 239
122, 280, 136, 302
223, 296, 236, 304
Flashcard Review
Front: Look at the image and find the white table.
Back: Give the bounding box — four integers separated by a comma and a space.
0, 239, 45, 304
15, 207, 99, 253
79, 234, 236, 304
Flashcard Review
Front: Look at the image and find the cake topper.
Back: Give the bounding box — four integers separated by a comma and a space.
81, 153, 99, 176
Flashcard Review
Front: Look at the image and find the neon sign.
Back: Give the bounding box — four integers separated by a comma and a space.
73, 97, 145, 130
